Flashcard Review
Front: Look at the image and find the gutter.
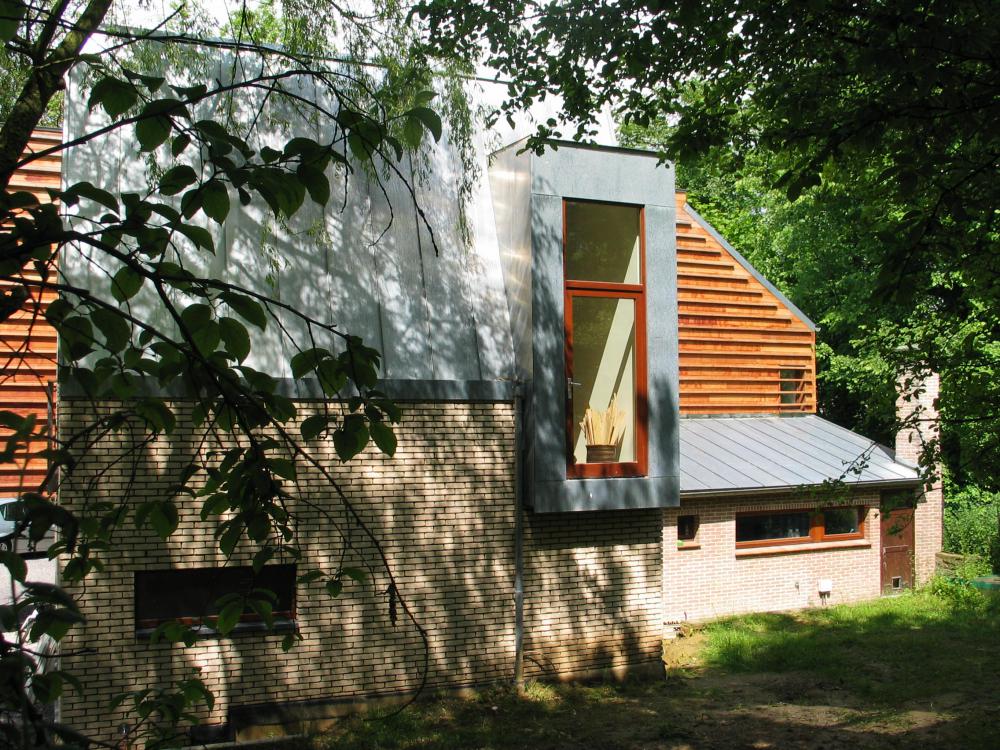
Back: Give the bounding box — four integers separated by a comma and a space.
512, 382, 525, 692
678, 477, 922, 500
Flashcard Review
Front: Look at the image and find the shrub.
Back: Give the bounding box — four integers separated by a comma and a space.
926, 558, 993, 610
943, 484, 1000, 571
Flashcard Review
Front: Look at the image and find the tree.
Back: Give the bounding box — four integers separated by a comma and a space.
0, 1, 467, 746
416, 0, 1000, 484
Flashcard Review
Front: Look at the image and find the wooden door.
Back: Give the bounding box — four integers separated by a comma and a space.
880, 505, 915, 593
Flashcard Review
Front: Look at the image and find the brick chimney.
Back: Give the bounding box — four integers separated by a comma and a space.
895, 370, 943, 584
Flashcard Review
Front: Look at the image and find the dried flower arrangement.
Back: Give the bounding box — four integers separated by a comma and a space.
580, 393, 626, 449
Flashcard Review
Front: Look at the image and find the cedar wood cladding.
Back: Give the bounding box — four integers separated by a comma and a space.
675, 192, 818, 415
0, 128, 60, 496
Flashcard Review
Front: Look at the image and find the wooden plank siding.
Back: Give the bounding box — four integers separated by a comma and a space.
675, 192, 817, 415
1, 128, 61, 496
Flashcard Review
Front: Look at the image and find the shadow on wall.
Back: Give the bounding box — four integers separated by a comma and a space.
57, 398, 518, 744
522, 509, 664, 679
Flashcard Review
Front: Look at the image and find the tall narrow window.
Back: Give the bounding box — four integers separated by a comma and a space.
564, 200, 647, 478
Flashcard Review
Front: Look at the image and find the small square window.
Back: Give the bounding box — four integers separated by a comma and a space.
678, 514, 699, 542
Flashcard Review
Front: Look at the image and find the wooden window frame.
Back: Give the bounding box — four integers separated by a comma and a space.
735, 507, 866, 549
563, 199, 648, 479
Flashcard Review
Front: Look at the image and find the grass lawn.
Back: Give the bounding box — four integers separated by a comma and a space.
304, 590, 999, 749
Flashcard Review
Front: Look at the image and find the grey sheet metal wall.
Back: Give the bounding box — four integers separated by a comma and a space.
60, 61, 516, 395
490, 142, 680, 512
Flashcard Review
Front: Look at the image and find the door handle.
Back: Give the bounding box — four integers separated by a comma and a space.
566, 377, 582, 401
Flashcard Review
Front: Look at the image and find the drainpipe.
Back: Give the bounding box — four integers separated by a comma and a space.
512, 381, 525, 693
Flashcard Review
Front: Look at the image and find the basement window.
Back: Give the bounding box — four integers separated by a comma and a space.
134, 564, 296, 637
736, 508, 865, 548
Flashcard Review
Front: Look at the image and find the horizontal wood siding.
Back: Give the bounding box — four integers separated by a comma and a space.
1, 128, 60, 496
676, 193, 816, 415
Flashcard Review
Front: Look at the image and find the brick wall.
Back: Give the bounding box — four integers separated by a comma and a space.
663, 491, 882, 624
57, 398, 666, 742
58, 400, 518, 743
523, 510, 663, 678
895, 372, 943, 584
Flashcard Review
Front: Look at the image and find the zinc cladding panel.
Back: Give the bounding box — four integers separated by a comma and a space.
679, 415, 920, 494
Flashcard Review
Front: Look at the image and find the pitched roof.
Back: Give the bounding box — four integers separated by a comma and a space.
680, 415, 920, 495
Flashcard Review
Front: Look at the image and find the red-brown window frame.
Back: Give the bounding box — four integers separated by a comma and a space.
563, 199, 649, 479
735, 507, 867, 549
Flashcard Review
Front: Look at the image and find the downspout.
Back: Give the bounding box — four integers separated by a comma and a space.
512, 381, 525, 693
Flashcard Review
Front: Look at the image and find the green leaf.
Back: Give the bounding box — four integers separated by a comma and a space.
92, 308, 131, 353
111, 266, 144, 302
159, 165, 197, 196
214, 600, 244, 635
174, 223, 215, 253
219, 316, 251, 363
135, 103, 175, 152
370, 421, 397, 457
402, 116, 424, 149
297, 163, 330, 205
317, 359, 347, 396
252, 547, 274, 574
201, 180, 231, 223
171, 133, 192, 157
87, 77, 138, 119
300, 413, 330, 441
296, 570, 324, 584
0, 0, 25, 43
407, 107, 443, 142
180, 302, 213, 331
290, 347, 328, 379
268, 457, 297, 481
64, 182, 119, 212
148, 501, 178, 539
221, 292, 267, 330
325, 578, 343, 598
333, 416, 369, 462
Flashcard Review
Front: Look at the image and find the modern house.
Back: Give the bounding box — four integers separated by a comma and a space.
5, 83, 940, 741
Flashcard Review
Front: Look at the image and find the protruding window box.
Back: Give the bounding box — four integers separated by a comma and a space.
490, 142, 680, 512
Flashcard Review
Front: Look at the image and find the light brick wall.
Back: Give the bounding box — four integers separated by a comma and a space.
895, 372, 943, 584
663, 491, 882, 623
523, 510, 663, 678
57, 398, 666, 743
58, 400, 518, 743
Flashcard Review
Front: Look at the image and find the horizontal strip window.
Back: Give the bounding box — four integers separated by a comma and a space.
135, 564, 296, 634
736, 507, 865, 548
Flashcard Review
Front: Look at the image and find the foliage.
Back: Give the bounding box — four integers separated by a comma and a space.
0, 0, 475, 746
418, 0, 1000, 486
925, 562, 995, 611
943, 482, 1000, 570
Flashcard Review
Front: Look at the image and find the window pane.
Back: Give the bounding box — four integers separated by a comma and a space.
565, 201, 641, 284
678, 515, 698, 541
779, 368, 805, 405
823, 507, 860, 536
135, 565, 296, 628
570, 296, 636, 464
736, 512, 811, 542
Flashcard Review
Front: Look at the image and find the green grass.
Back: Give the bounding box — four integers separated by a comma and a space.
278, 589, 1000, 750
699, 590, 1000, 705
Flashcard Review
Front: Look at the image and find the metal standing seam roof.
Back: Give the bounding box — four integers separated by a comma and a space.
679, 415, 921, 495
